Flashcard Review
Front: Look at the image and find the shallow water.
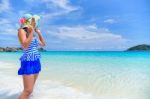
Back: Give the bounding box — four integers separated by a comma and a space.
0, 51, 150, 99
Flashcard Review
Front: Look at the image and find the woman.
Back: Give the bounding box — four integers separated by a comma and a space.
17, 14, 45, 99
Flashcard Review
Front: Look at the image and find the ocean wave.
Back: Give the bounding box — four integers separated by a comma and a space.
0, 61, 93, 99
30, 80, 93, 99
0, 76, 93, 99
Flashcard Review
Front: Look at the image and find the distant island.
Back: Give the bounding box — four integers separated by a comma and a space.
127, 44, 150, 51
1, 44, 150, 52
0, 47, 46, 52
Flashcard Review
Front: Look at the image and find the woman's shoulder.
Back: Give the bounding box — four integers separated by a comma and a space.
18, 28, 23, 32
18, 28, 27, 34
18, 28, 29, 37
18, 28, 25, 36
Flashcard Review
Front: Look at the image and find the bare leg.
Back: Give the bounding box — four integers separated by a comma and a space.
29, 74, 39, 98
18, 74, 35, 99
34, 74, 39, 85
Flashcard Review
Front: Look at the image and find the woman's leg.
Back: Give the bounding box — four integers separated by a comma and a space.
18, 74, 35, 99
34, 74, 39, 85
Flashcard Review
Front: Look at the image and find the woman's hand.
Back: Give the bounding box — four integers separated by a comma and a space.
35, 28, 41, 34
34, 28, 46, 47
28, 25, 34, 34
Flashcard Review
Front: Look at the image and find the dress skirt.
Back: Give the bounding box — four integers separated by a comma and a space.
18, 58, 41, 75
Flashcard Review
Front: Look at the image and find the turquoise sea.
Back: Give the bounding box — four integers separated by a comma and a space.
0, 51, 150, 99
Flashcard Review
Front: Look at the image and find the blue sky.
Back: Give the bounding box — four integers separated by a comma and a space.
0, 0, 150, 51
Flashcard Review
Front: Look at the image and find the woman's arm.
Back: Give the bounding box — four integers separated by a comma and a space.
18, 25, 34, 49
35, 29, 46, 47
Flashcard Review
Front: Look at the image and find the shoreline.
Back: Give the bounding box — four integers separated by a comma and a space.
0, 47, 46, 52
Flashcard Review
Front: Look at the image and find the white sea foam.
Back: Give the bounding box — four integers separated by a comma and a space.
0, 61, 94, 99
30, 80, 93, 99
0, 61, 16, 69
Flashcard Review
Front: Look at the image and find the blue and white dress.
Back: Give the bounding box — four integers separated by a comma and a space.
18, 32, 41, 75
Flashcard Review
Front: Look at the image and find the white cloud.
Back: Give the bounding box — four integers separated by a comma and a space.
0, 0, 11, 13
8, 0, 81, 32
23, 0, 80, 26
40, 1, 80, 29
104, 19, 117, 24
0, 0, 19, 35
24, 0, 79, 15
53, 25, 126, 42
0, 18, 10, 25
42, 24, 127, 50
44, 0, 78, 12
0, 18, 18, 35
0, 18, 20, 47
